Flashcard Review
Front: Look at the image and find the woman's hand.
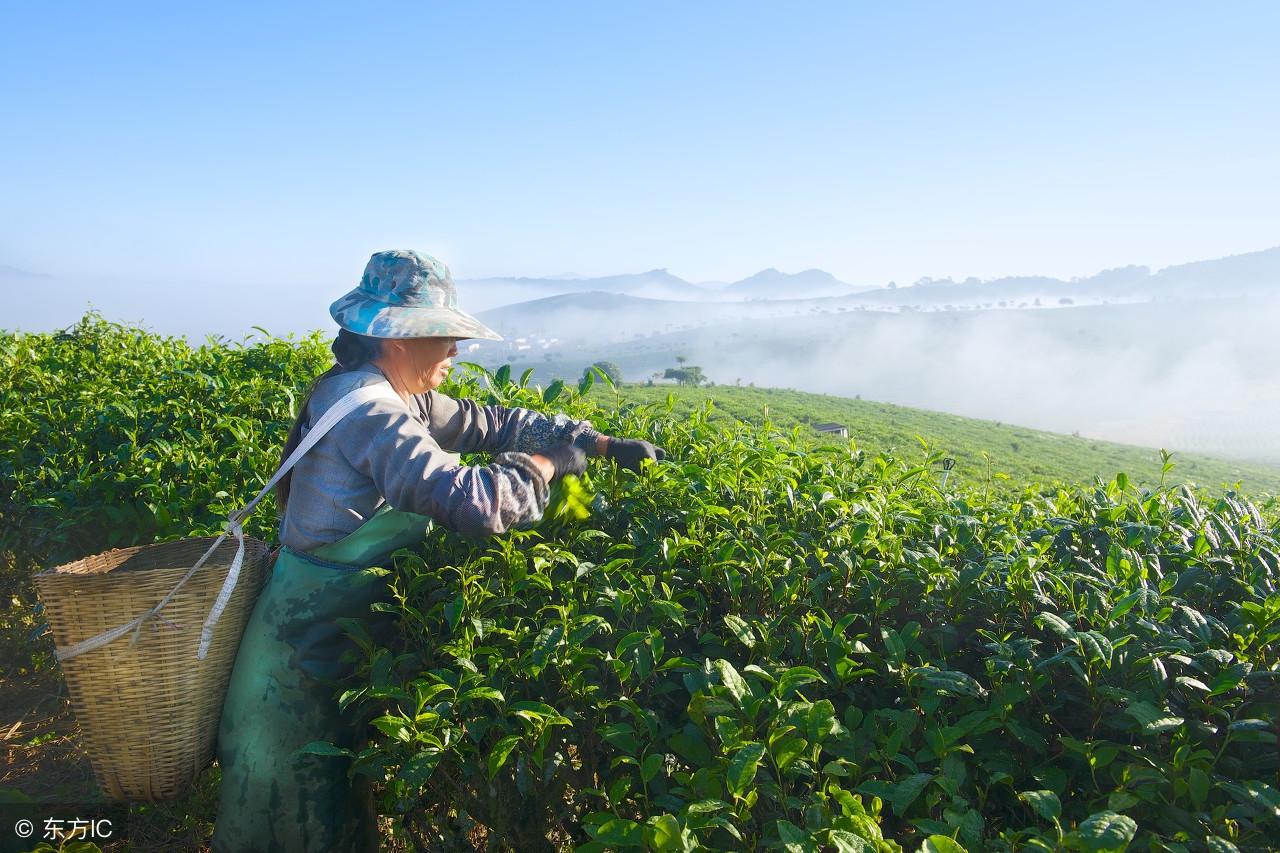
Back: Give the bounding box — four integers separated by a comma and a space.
602, 437, 666, 472
531, 444, 588, 483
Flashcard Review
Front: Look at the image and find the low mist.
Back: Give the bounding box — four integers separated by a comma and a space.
7, 249, 1279, 467
698, 298, 1280, 465
469, 267, 1280, 467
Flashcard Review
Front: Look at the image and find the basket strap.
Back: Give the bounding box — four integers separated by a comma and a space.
54, 383, 406, 662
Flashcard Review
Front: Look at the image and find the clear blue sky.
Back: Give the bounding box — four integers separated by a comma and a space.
3, 1, 1278, 291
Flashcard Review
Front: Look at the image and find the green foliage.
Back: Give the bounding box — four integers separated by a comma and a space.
663, 366, 707, 387
4, 315, 1278, 852
0, 313, 332, 672
599, 384, 1280, 494
587, 361, 623, 386
333, 379, 1280, 851
543, 475, 594, 528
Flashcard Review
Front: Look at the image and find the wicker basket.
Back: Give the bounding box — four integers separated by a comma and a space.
33, 537, 271, 802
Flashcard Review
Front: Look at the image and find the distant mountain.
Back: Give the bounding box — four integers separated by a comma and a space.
849, 274, 1083, 309
1150, 245, 1280, 298
6, 244, 1277, 340
465, 244, 1280, 345
458, 267, 875, 311
477, 292, 710, 345
458, 269, 714, 311
836, 246, 1280, 310
556, 270, 716, 301
474, 289, 869, 345
723, 268, 867, 300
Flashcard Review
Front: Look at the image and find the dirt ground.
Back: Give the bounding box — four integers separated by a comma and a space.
0, 590, 413, 852
1, 667, 220, 852
1, 667, 418, 853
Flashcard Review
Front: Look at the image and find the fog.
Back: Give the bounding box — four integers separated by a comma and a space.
465, 249, 1280, 467
5, 248, 1279, 466
0, 266, 335, 343
492, 298, 1279, 466
688, 299, 1280, 465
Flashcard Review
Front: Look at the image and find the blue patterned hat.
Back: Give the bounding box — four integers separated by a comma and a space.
329, 250, 502, 340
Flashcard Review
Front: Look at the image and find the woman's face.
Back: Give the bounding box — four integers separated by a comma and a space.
392, 337, 460, 394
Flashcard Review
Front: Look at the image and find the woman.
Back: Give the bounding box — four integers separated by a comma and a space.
213, 250, 662, 852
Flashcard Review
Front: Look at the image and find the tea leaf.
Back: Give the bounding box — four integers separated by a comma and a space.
1075, 811, 1137, 853
723, 614, 757, 648
891, 773, 934, 817
1019, 789, 1061, 821
726, 742, 767, 795
487, 735, 521, 779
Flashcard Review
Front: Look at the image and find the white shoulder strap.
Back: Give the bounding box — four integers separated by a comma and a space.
54, 383, 405, 662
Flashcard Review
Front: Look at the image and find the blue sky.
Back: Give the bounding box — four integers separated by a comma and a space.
3, 1, 1278, 295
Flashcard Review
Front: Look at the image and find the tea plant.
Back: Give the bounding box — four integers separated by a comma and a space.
596, 385, 1280, 494
0, 313, 331, 672
2, 316, 1277, 852
329, 369, 1280, 852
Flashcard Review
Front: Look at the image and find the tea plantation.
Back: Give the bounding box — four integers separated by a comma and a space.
592, 386, 1280, 495
2, 315, 1277, 853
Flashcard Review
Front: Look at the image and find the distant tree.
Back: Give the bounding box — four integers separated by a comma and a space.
585, 360, 622, 385
675, 355, 688, 366
664, 366, 706, 386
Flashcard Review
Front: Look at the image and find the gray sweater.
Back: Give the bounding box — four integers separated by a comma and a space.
278, 365, 602, 552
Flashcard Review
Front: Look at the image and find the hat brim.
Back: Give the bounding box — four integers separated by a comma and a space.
330, 290, 503, 341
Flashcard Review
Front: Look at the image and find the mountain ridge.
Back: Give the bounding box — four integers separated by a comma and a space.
458, 244, 1280, 313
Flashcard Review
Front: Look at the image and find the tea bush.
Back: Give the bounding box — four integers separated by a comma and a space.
2, 317, 1277, 852
330, 367, 1280, 853
0, 313, 331, 671
595, 385, 1280, 495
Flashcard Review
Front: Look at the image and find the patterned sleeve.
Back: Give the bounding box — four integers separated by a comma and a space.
330, 395, 554, 538
419, 453, 550, 537
423, 391, 603, 456
281, 370, 565, 550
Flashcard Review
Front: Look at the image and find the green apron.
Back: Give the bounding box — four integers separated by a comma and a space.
212, 506, 431, 853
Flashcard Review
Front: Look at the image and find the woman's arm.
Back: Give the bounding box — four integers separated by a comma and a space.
353, 398, 562, 535
418, 391, 664, 476
423, 391, 604, 457
285, 377, 571, 547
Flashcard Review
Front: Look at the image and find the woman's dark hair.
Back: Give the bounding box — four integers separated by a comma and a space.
274, 329, 384, 512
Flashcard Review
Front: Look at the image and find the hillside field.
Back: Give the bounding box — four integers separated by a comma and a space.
485, 291, 1280, 470
587, 383, 1280, 495
2, 317, 1277, 853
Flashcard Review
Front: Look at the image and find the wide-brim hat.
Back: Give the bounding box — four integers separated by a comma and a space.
330, 250, 502, 341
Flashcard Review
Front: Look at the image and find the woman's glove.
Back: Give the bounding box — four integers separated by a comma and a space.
604, 438, 666, 472
537, 444, 588, 481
